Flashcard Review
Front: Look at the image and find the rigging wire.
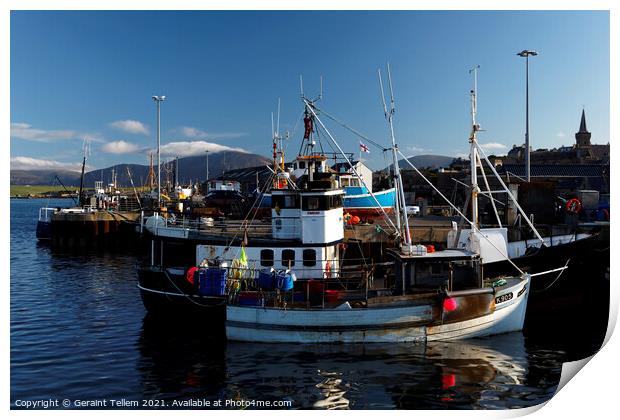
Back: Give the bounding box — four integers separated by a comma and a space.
313, 105, 389, 152
397, 150, 525, 276
220, 170, 278, 260
304, 99, 399, 236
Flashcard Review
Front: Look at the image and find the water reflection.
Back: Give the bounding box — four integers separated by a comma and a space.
11, 199, 569, 409
137, 315, 227, 401
314, 370, 350, 409
136, 314, 553, 409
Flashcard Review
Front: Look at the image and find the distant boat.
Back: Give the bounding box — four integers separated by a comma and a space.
255, 158, 396, 217
342, 185, 395, 217
36, 145, 141, 242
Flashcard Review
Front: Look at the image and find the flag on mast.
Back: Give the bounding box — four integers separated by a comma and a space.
359, 141, 370, 153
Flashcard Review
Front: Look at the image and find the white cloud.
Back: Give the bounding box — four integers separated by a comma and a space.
11, 122, 105, 143
180, 126, 208, 138
157, 141, 247, 158
557, 131, 567, 138
101, 140, 140, 154
10, 156, 86, 172
109, 120, 149, 135
11, 122, 78, 142
178, 126, 246, 140
479, 142, 508, 151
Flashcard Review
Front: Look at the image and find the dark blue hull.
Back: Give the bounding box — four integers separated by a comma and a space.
35, 221, 51, 240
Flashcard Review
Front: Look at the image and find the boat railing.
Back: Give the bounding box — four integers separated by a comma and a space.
192, 259, 384, 308
155, 215, 275, 236
38, 207, 57, 222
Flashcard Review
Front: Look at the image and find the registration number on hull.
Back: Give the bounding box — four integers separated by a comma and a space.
495, 292, 513, 305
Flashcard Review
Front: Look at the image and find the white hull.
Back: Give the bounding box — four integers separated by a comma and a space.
226, 276, 530, 343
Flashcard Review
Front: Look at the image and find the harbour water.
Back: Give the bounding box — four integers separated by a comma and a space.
10, 198, 606, 409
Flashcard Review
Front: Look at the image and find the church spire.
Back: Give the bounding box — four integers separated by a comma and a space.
579, 108, 588, 133
575, 108, 592, 150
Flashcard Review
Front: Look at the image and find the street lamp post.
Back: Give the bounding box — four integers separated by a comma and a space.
517, 50, 537, 182
152, 95, 166, 205
205, 149, 209, 193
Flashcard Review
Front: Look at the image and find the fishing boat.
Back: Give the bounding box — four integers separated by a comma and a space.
432, 66, 594, 279
35, 142, 142, 243
137, 157, 344, 318
224, 69, 533, 343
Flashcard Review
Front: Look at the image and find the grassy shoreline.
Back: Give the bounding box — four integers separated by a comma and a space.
10, 185, 151, 198
10, 185, 78, 197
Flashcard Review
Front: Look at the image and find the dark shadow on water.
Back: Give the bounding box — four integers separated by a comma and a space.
136, 314, 228, 403
136, 315, 562, 409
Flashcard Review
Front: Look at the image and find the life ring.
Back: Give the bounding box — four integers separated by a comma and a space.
324, 261, 332, 278
186, 266, 198, 285
566, 198, 582, 214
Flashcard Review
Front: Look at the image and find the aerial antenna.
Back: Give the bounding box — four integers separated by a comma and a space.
300, 75, 304, 98
277, 97, 281, 138
319, 75, 323, 101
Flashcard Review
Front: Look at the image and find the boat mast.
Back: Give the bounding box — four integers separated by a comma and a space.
271, 98, 288, 188
175, 156, 179, 187
78, 138, 89, 207
469, 65, 480, 228
379, 64, 411, 248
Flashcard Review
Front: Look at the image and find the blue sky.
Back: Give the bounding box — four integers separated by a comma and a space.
10, 10, 610, 172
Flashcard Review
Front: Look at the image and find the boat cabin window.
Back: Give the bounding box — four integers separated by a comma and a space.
282, 249, 295, 267
298, 161, 306, 169
331, 195, 343, 208
271, 194, 299, 209
260, 249, 274, 267
341, 178, 350, 187
303, 249, 317, 267
303, 196, 323, 211
302, 195, 343, 211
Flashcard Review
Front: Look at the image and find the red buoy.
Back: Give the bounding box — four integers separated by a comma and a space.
442, 373, 456, 389
443, 297, 457, 312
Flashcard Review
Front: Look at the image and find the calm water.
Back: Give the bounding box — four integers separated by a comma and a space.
10, 198, 605, 409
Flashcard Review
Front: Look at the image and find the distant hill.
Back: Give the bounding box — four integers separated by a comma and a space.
10, 151, 271, 187
383, 154, 456, 171
10, 169, 82, 186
